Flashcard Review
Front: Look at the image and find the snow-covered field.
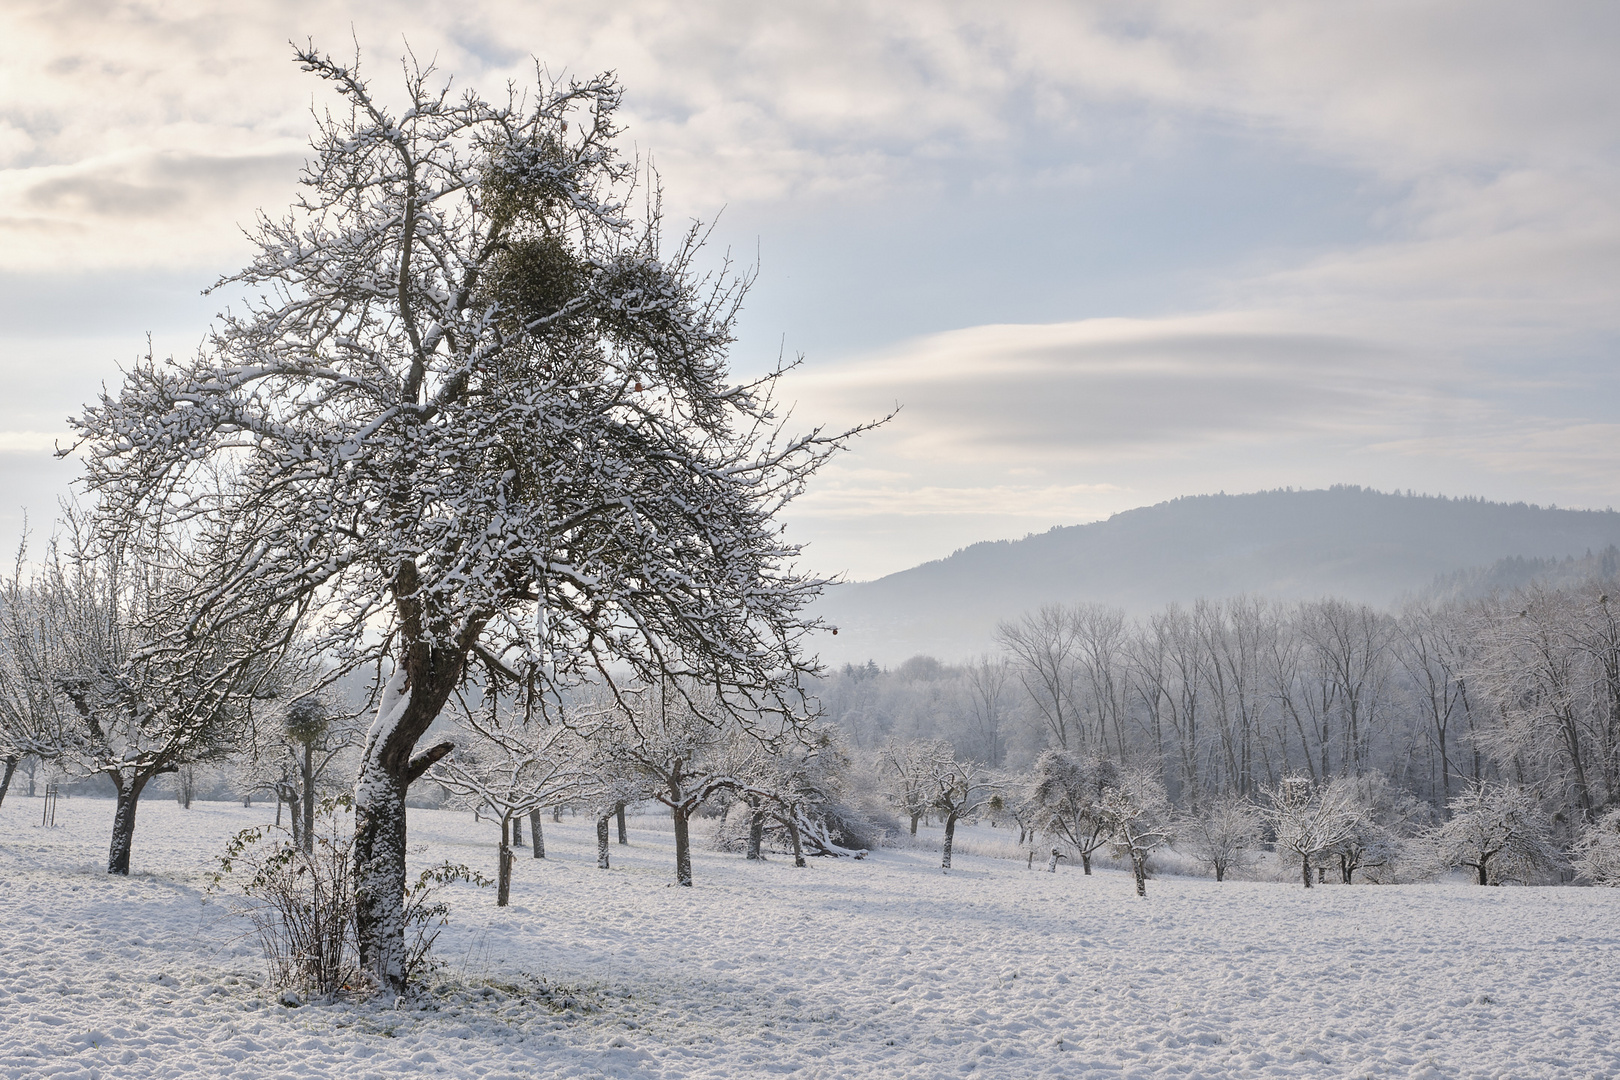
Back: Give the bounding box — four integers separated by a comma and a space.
2, 795, 1617, 1079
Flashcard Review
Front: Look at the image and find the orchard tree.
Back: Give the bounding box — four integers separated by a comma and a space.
70, 47, 861, 994
1319, 774, 1427, 884
0, 542, 73, 813
20, 517, 296, 873
606, 681, 757, 886
921, 751, 997, 872
1178, 794, 1261, 882
753, 727, 865, 864
1095, 765, 1172, 897
1027, 749, 1115, 874
430, 689, 593, 905
1572, 808, 1620, 886
239, 686, 360, 853
1431, 780, 1561, 885
1261, 776, 1364, 889
879, 740, 952, 837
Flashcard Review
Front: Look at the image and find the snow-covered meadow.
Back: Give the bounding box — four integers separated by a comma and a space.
3, 794, 1617, 1080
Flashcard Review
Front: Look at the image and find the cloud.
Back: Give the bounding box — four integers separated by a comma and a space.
0, 431, 63, 453
0, 148, 306, 270
3, 0, 1618, 580
785, 315, 1434, 464
4, 3, 1615, 262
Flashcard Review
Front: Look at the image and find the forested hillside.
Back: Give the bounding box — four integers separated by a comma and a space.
813, 486, 1620, 665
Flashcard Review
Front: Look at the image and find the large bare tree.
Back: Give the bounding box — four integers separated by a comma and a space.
70, 46, 859, 994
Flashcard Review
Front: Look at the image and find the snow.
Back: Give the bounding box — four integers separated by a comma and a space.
3, 793, 1619, 1079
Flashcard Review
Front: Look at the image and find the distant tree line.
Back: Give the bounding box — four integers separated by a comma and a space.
820, 577, 1620, 882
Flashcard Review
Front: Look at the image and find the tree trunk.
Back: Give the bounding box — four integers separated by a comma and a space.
785, 813, 805, 867
1301, 854, 1313, 888
355, 763, 411, 988
301, 742, 316, 854
496, 834, 514, 907
107, 772, 150, 875
529, 808, 544, 858
942, 812, 959, 872
552, 804, 562, 823
1132, 850, 1148, 897
597, 815, 610, 868
1214, 862, 1226, 883
511, 810, 523, 847
746, 805, 764, 861
909, 812, 919, 837
616, 802, 627, 844
1080, 850, 1092, 874
0, 755, 17, 811
352, 656, 459, 997
673, 807, 693, 886
1475, 860, 1489, 886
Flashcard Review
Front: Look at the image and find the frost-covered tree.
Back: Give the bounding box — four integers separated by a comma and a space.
879, 740, 952, 837
1318, 774, 1430, 884
0, 543, 74, 813
584, 754, 646, 871
1178, 794, 1261, 882
1095, 766, 1173, 897
921, 751, 997, 872
1431, 780, 1561, 885
19, 518, 297, 873
605, 682, 759, 886
1261, 776, 1364, 889
430, 689, 594, 904
1026, 749, 1115, 874
238, 686, 360, 853
1572, 808, 1620, 885
751, 728, 868, 864
69, 48, 859, 993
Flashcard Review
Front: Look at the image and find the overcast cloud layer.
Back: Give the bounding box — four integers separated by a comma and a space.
2, 2, 1617, 579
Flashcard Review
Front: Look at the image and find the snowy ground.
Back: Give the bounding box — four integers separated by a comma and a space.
2, 794, 1618, 1079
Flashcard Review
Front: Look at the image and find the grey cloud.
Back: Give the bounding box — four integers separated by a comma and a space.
20, 150, 303, 221
26, 173, 183, 215
795, 326, 1418, 461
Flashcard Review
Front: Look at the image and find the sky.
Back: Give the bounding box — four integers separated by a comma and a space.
2, 2, 1618, 582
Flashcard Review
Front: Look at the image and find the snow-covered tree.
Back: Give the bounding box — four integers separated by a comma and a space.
751, 727, 867, 864
1572, 808, 1620, 886
918, 751, 997, 872
1318, 774, 1431, 884
10, 516, 296, 872
1261, 776, 1365, 889
430, 689, 594, 905
879, 740, 952, 837
69, 48, 862, 993
238, 685, 360, 853
1178, 794, 1261, 882
583, 751, 647, 871
1431, 780, 1561, 885
0, 542, 74, 812
1026, 749, 1115, 874
604, 683, 759, 886
1095, 766, 1172, 897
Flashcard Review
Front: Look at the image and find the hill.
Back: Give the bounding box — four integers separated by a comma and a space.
811, 486, 1620, 665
